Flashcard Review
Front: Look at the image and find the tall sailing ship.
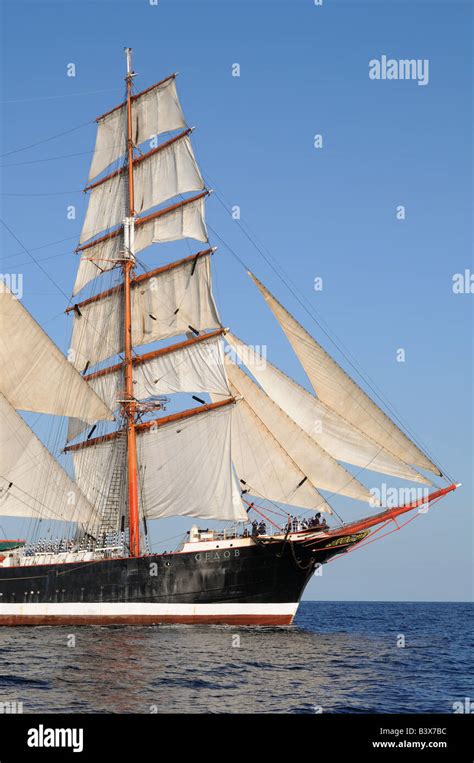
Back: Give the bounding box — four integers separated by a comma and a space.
0, 50, 459, 625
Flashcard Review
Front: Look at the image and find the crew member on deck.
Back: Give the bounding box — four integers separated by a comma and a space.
258, 521, 266, 535
251, 520, 258, 537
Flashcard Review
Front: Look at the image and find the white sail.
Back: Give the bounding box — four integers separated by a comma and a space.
0, 281, 113, 423
81, 134, 204, 244
67, 333, 230, 442
70, 253, 221, 372
70, 289, 123, 373
227, 393, 331, 513
80, 172, 126, 244
134, 135, 204, 219
67, 372, 123, 443
132, 77, 185, 152
88, 76, 185, 181
0, 393, 98, 524
226, 359, 372, 502
72, 235, 123, 296
73, 195, 208, 296
226, 332, 431, 484
136, 403, 247, 522
132, 334, 229, 397
250, 275, 440, 476
88, 104, 126, 182
134, 196, 208, 252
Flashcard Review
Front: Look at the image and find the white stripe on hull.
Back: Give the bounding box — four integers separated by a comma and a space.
0, 602, 299, 626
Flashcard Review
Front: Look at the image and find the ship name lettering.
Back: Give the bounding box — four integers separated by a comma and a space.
194, 549, 241, 562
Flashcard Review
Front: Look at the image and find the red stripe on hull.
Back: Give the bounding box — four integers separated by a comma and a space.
0, 614, 294, 626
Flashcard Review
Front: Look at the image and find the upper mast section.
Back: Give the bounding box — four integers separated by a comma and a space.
125, 46, 136, 219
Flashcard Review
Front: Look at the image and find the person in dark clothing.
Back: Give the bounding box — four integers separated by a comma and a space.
258, 521, 266, 535
251, 520, 259, 537
314, 512, 328, 530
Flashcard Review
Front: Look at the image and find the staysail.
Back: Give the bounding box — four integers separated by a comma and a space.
249, 274, 441, 476
0, 281, 113, 423
226, 332, 430, 484
0, 393, 99, 525
225, 388, 332, 514
0, 281, 114, 524
226, 358, 373, 502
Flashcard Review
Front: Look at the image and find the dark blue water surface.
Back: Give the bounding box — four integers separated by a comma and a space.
0, 602, 471, 713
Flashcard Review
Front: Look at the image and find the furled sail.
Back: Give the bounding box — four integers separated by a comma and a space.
226, 332, 431, 484
73, 193, 208, 296
67, 332, 230, 442
81, 132, 204, 244
0, 393, 98, 524
225, 390, 331, 513
70, 252, 221, 372
250, 275, 440, 476
0, 281, 113, 423
226, 359, 372, 502
88, 75, 186, 181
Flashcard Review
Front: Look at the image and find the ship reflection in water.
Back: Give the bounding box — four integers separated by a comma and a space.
0, 601, 470, 713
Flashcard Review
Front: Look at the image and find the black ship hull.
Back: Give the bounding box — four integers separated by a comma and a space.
0, 538, 329, 626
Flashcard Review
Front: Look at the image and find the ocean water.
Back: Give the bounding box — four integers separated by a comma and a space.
0, 601, 471, 714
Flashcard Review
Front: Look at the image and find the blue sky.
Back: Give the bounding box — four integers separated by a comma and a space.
0, 0, 472, 601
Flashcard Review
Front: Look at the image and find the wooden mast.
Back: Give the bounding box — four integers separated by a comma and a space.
123, 47, 140, 557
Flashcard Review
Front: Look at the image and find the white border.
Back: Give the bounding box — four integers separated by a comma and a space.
0, 602, 298, 617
